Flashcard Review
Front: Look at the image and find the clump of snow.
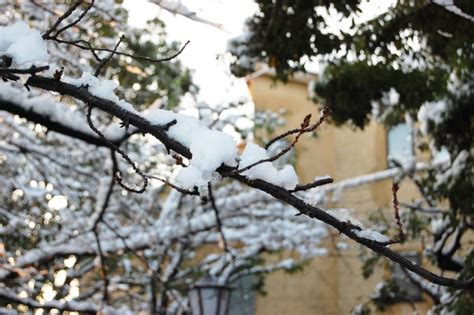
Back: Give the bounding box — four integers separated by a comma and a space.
431, 218, 448, 235
324, 209, 389, 243
65, 72, 136, 113
435, 150, 468, 188
190, 128, 238, 174
432, 0, 474, 22
145, 108, 199, 146
336, 242, 349, 250
239, 143, 299, 189
353, 228, 390, 243
327, 208, 363, 227
372, 87, 399, 121
0, 21, 48, 65
277, 258, 295, 269
145, 108, 239, 190
417, 100, 449, 135
381, 87, 400, 106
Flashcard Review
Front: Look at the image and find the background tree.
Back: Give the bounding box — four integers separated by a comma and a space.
229, 0, 473, 313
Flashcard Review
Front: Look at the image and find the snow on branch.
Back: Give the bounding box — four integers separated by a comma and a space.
431, 0, 474, 22
19, 72, 473, 290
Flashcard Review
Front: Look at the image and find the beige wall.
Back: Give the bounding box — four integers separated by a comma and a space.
248, 75, 432, 314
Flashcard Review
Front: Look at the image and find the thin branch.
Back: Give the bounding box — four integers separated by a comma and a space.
91, 149, 117, 230
52, 0, 95, 39
0, 65, 49, 76
42, 0, 84, 39
235, 109, 329, 175
86, 105, 148, 193
0, 98, 129, 147
92, 227, 109, 303
290, 176, 334, 193
392, 182, 405, 242
208, 182, 233, 258
94, 35, 125, 77
144, 173, 199, 196
50, 37, 190, 64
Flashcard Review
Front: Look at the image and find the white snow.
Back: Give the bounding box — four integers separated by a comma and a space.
0, 83, 127, 141
239, 143, 299, 189
145, 108, 239, 189
65, 72, 137, 113
381, 87, 400, 106
0, 21, 48, 65
174, 165, 207, 189
353, 228, 390, 243
435, 150, 468, 188
145, 108, 200, 146
327, 208, 363, 227
189, 127, 238, 174
417, 100, 449, 135
432, 0, 474, 22
148, 109, 298, 190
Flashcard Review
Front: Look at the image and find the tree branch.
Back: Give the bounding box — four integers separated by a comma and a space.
22, 75, 474, 291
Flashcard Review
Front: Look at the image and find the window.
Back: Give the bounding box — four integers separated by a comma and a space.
228, 275, 256, 315
387, 123, 414, 166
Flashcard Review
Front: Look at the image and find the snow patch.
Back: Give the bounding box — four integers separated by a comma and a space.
353, 228, 390, 243
239, 143, 298, 189
65, 72, 136, 113
0, 21, 48, 65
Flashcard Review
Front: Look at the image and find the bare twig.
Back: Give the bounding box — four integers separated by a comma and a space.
94, 35, 125, 76
86, 105, 148, 193
290, 176, 334, 193
235, 109, 330, 175
208, 183, 233, 258
144, 173, 199, 196
0, 65, 49, 82
392, 183, 405, 242
52, 0, 95, 39
42, 0, 84, 39
50, 37, 190, 64
92, 227, 109, 303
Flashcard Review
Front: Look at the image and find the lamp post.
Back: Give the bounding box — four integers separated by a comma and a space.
188, 276, 233, 315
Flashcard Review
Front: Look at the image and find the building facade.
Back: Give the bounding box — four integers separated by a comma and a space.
246, 73, 433, 314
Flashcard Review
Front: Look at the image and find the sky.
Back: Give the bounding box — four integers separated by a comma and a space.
123, 0, 257, 108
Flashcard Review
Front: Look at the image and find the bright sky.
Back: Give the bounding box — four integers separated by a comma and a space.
123, 0, 257, 107
123, 0, 395, 108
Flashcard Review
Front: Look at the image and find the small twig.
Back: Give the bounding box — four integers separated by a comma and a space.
0, 65, 49, 75
0, 65, 50, 82
50, 37, 190, 64
265, 108, 329, 149
94, 35, 125, 76
92, 227, 109, 303
52, 0, 95, 39
92, 150, 117, 230
290, 177, 334, 193
42, 0, 84, 39
392, 182, 405, 242
86, 105, 148, 193
234, 109, 330, 175
208, 183, 234, 259
144, 173, 199, 196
